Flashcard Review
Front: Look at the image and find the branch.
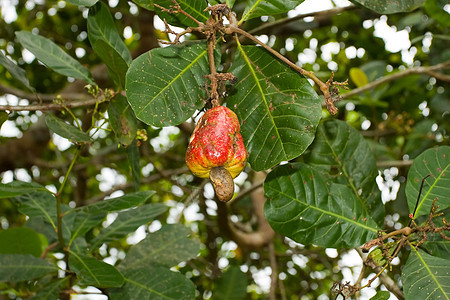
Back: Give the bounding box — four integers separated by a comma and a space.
268, 242, 278, 300
227, 26, 340, 114
248, 5, 357, 35
0, 97, 106, 111
338, 60, 450, 101
0, 82, 88, 103
356, 248, 405, 300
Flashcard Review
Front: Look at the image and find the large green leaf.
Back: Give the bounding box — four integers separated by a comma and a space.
0, 51, 34, 91
240, 0, 305, 23
89, 203, 167, 250
80, 190, 155, 214
126, 42, 215, 127
0, 181, 46, 198
350, 0, 425, 14
15, 31, 95, 84
406, 146, 450, 218
88, 2, 131, 89
305, 119, 384, 224
214, 265, 247, 300
264, 163, 379, 248
45, 114, 92, 143
111, 267, 196, 300
0, 254, 58, 282
0, 227, 44, 257
69, 252, 125, 288
153, 0, 209, 28
119, 224, 201, 269
108, 94, 137, 146
402, 248, 450, 299
227, 44, 321, 171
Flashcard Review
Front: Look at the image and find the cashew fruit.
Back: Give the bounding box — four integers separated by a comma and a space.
186, 106, 247, 201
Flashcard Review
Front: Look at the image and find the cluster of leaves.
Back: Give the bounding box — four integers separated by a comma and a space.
0, 0, 449, 299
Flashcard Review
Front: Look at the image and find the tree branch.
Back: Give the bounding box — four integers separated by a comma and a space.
248, 5, 356, 35
0, 82, 88, 102
338, 60, 450, 101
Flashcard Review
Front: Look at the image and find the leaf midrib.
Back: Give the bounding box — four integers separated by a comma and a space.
136, 47, 207, 118
411, 247, 450, 300
236, 41, 286, 160
414, 162, 450, 218
266, 185, 378, 233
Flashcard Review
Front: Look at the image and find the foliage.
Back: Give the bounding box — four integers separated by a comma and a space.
0, 0, 449, 299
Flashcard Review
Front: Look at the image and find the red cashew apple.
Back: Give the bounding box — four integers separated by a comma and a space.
186, 106, 247, 202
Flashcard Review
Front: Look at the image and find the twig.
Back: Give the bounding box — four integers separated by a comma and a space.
0, 96, 107, 111
268, 242, 278, 300
248, 5, 357, 35
338, 60, 450, 101
227, 26, 341, 114
0, 82, 88, 102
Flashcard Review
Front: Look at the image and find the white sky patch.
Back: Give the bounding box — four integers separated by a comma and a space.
290, 0, 352, 16
52, 133, 72, 151
123, 26, 133, 39
374, 16, 411, 53
0, 0, 18, 23
22, 48, 35, 63
96, 168, 126, 191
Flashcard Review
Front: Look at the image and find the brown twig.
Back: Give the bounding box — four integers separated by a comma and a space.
338, 60, 450, 101
268, 242, 278, 300
226, 26, 341, 114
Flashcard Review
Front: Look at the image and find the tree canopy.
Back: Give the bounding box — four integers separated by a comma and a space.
0, 0, 449, 299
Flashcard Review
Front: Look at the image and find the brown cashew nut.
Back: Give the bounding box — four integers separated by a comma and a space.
209, 166, 234, 202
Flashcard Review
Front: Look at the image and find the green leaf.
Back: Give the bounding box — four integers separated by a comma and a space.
126, 42, 215, 127
228, 44, 321, 171
127, 140, 141, 191
214, 266, 247, 300
425, 0, 450, 27
264, 163, 379, 248
131, 0, 153, 11
119, 224, 201, 269
14, 192, 57, 229
240, 0, 305, 23
89, 203, 167, 250
153, 0, 208, 28
0, 51, 34, 91
0, 254, 58, 282
69, 210, 106, 245
370, 291, 390, 300
111, 267, 196, 300
402, 248, 450, 299
0, 227, 44, 257
422, 235, 450, 260
0, 181, 46, 198
305, 119, 384, 224
108, 94, 137, 146
349, 67, 369, 87
45, 114, 92, 143
350, 0, 425, 14
88, 2, 131, 89
80, 191, 155, 214
30, 277, 70, 300
66, 0, 98, 6
69, 252, 125, 288
406, 146, 450, 218
15, 31, 95, 84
